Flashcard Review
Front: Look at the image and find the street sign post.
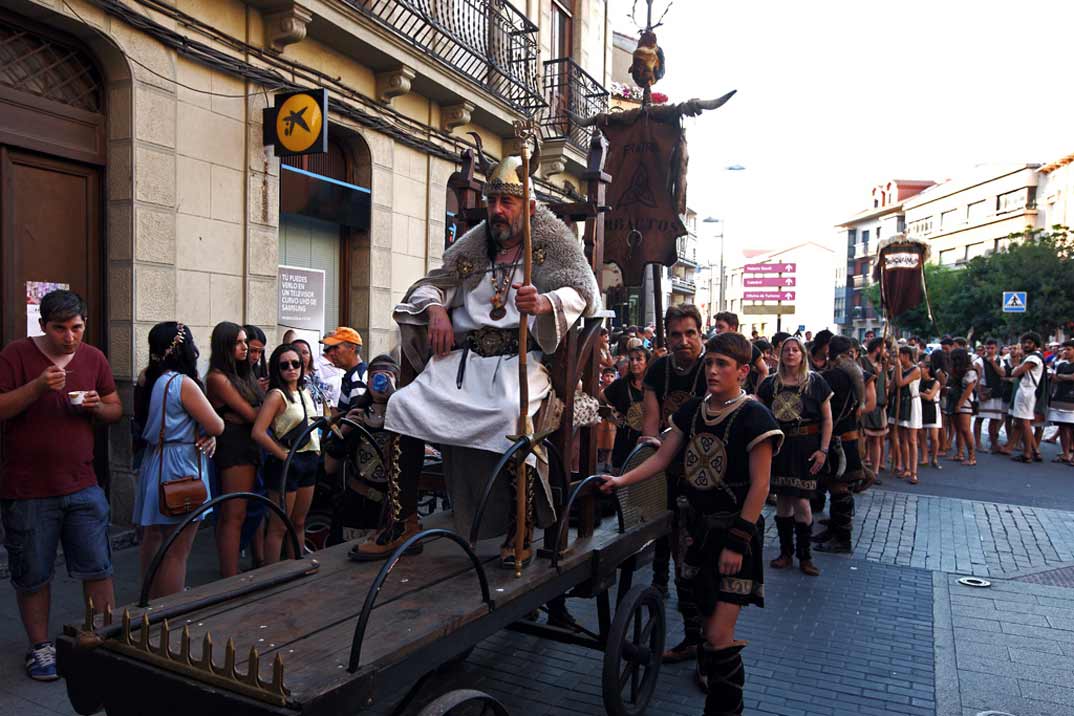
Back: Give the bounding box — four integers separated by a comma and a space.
743, 305, 796, 315
743, 291, 795, 302
1002, 291, 1027, 313
742, 261, 797, 330
744, 262, 796, 273
743, 276, 796, 287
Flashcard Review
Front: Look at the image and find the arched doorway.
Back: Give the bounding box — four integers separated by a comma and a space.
278, 129, 372, 346
0, 12, 106, 347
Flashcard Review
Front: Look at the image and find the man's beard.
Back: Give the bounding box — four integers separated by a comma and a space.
489, 214, 523, 244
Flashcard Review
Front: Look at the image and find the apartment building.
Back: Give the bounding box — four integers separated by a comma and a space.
0, 0, 611, 520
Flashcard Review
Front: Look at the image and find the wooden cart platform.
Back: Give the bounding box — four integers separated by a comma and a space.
58, 505, 669, 716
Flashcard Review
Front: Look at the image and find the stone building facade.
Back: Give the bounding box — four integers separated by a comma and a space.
0, 0, 610, 523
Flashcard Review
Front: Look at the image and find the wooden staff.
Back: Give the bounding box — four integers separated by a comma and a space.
515, 126, 535, 578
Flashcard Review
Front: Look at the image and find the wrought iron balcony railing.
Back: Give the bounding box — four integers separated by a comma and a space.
671, 277, 696, 293
540, 57, 609, 151
343, 0, 544, 115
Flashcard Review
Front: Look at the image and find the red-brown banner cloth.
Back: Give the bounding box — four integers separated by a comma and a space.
602, 116, 687, 285
878, 244, 926, 318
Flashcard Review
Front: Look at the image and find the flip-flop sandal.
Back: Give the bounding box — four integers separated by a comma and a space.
1033, 453, 1044, 462
909, 476, 919, 484
1052, 456, 1068, 463
1011, 455, 1032, 463
961, 460, 977, 466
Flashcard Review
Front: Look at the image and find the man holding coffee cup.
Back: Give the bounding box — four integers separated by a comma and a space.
0, 289, 121, 681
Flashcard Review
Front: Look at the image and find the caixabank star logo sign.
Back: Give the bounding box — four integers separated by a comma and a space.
263, 88, 328, 157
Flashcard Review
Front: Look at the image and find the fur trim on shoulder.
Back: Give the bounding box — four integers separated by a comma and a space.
440, 205, 601, 315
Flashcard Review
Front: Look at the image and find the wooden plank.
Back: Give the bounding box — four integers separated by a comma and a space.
742, 304, 795, 315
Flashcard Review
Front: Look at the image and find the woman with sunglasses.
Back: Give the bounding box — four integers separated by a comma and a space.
252, 344, 321, 563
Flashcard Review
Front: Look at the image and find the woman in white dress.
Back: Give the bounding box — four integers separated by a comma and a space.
949, 348, 978, 466
1010, 332, 1045, 463
895, 346, 922, 484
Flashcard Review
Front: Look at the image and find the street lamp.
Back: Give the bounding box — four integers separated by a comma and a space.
702, 217, 725, 320
703, 165, 746, 320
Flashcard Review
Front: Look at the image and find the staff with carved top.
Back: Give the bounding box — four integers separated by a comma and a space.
513, 120, 537, 576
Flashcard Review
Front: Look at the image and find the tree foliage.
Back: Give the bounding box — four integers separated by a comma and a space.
864, 225, 1073, 341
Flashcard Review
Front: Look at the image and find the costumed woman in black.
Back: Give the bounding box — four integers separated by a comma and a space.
758, 336, 832, 576
601, 345, 651, 470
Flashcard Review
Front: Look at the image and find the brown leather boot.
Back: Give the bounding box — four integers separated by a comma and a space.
795, 521, 820, 576
348, 514, 422, 562
769, 516, 794, 569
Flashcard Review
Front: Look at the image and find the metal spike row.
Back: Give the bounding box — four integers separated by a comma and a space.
108, 611, 289, 703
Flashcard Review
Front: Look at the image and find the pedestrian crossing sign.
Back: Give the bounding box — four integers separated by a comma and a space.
1002, 291, 1027, 313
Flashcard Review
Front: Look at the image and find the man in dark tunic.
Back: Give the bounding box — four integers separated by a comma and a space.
602, 332, 783, 714
639, 304, 707, 662
814, 336, 865, 553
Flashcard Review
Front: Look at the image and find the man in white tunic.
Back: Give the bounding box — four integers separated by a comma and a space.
350, 155, 600, 565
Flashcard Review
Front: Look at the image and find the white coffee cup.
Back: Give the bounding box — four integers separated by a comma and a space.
68, 391, 86, 405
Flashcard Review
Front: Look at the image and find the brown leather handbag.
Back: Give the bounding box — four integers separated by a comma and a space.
156, 373, 208, 517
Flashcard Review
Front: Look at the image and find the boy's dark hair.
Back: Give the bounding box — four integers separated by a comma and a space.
771, 331, 791, 348
39, 289, 87, 324
899, 345, 914, 359
1062, 340, 1074, 349
985, 337, 999, 347
753, 338, 772, 354
1021, 331, 1042, 349
828, 335, 853, 360
866, 337, 885, 354
810, 329, 833, 357
601, 366, 618, 376
665, 304, 703, 331
705, 332, 752, 366
940, 337, 954, 346
714, 311, 740, 330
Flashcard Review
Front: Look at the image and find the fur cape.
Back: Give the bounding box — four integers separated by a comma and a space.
394, 204, 602, 371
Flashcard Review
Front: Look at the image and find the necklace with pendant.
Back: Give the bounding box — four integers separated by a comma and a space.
489, 245, 521, 320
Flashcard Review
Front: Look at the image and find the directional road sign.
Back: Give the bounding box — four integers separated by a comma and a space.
743, 305, 796, 315
743, 276, 796, 287
1002, 291, 1027, 313
744, 262, 796, 274
743, 290, 796, 301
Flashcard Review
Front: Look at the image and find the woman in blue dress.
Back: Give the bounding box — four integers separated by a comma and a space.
133, 322, 224, 598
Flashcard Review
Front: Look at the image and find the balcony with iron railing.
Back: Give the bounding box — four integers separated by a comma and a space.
341, 0, 545, 116
540, 57, 609, 153
671, 276, 696, 294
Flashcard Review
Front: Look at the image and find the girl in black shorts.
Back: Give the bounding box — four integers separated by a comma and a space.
206, 321, 263, 577
253, 344, 321, 562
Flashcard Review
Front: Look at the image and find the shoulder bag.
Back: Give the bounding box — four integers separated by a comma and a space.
157, 373, 208, 517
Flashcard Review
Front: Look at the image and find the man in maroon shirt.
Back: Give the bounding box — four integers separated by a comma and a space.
0, 290, 122, 681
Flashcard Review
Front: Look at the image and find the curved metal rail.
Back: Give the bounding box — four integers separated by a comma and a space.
139, 492, 301, 607
275, 416, 386, 510
348, 528, 493, 672
550, 474, 625, 570
467, 437, 534, 546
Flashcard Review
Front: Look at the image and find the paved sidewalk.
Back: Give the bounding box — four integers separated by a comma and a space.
4, 486, 1074, 715
761, 490, 1074, 579
933, 573, 1074, 716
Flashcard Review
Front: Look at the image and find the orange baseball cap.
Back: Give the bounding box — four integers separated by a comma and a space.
320, 326, 363, 347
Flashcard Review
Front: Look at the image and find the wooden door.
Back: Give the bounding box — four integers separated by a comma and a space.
0, 147, 101, 347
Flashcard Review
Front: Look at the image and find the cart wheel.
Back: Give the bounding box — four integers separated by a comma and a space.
602, 585, 666, 716
417, 688, 510, 716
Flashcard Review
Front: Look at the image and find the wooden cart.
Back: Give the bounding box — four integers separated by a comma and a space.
58, 133, 673, 716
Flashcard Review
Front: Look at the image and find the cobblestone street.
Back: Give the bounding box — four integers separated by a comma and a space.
4, 451, 1074, 716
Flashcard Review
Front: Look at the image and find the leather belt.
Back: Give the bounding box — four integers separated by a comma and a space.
783, 423, 821, 437
839, 430, 860, 441
464, 326, 539, 358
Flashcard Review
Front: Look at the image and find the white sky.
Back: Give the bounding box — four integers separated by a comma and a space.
606, 0, 1074, 262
